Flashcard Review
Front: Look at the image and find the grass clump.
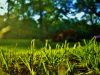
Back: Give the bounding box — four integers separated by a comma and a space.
0, 38, 100, 75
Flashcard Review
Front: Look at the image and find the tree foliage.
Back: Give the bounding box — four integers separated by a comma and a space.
0, 0, 100, 39
75, 0, 100, 25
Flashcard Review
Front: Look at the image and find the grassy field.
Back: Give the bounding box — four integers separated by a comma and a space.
0, 38, 100, 75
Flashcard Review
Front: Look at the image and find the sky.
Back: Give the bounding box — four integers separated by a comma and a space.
0, 0, 7, 15
0, 0, 99, 21
0, 0, 83, 21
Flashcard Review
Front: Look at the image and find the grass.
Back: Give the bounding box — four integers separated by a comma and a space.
0, 38, 100, 75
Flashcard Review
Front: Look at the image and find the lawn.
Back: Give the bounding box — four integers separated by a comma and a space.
0, 38, 100, 75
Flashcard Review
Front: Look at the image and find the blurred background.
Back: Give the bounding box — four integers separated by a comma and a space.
0, 0, 100, 40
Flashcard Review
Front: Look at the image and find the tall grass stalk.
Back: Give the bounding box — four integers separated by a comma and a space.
19, 56, 36, 75
1, 49, 8, 72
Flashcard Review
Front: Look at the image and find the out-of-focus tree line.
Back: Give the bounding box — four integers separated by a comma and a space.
0, 0, 100, 40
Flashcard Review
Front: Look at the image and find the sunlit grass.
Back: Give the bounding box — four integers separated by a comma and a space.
0, 38, 100, 75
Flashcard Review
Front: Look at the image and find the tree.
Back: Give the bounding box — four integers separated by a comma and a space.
3, 0, 99, 39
